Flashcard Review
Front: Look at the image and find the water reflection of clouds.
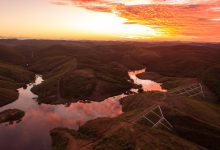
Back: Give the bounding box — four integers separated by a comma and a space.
128, 69, 166, 92
0, 75, 124, 149
0, 69, 165, 150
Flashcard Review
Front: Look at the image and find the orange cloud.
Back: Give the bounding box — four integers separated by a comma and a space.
52, 0, 220, 41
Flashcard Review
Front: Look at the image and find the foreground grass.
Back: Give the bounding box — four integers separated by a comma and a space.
50, 129, 69, 150
94, 134, 135, 150
167, 114, 220, 150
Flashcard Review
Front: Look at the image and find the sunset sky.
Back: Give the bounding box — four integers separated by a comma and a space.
0, 0, 220, 41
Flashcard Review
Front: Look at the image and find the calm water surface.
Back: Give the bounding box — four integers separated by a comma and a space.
0, 69, 165, 150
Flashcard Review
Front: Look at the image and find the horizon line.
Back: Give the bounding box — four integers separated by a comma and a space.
0, 37, 220, 44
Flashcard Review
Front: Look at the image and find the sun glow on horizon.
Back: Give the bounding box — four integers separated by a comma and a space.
0, 0, 162, 40
70, 12, 161, 39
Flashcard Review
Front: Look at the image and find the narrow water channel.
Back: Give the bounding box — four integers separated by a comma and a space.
0, 69, 165, 150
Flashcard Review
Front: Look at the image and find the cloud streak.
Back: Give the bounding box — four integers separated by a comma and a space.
52, 0, 220, 41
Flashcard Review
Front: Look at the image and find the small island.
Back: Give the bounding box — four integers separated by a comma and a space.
0, 109, 25, 123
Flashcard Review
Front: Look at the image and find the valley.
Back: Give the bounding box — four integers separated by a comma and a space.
0, 39, 219, 150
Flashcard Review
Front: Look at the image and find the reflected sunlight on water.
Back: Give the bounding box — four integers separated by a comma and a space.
128, 68, 166, 92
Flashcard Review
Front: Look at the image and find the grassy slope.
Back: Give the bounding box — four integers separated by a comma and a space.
0, 45, 35, 106
30, 45, 134, 104
0, 45, 25, 65
132, 44, 220, 100
4, 41, 217, 104
202, 66, 220, 100
51, 91, 219, 150
51, 117, 204, 150
121, 92, 220, 150
0, 88, 18, 107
